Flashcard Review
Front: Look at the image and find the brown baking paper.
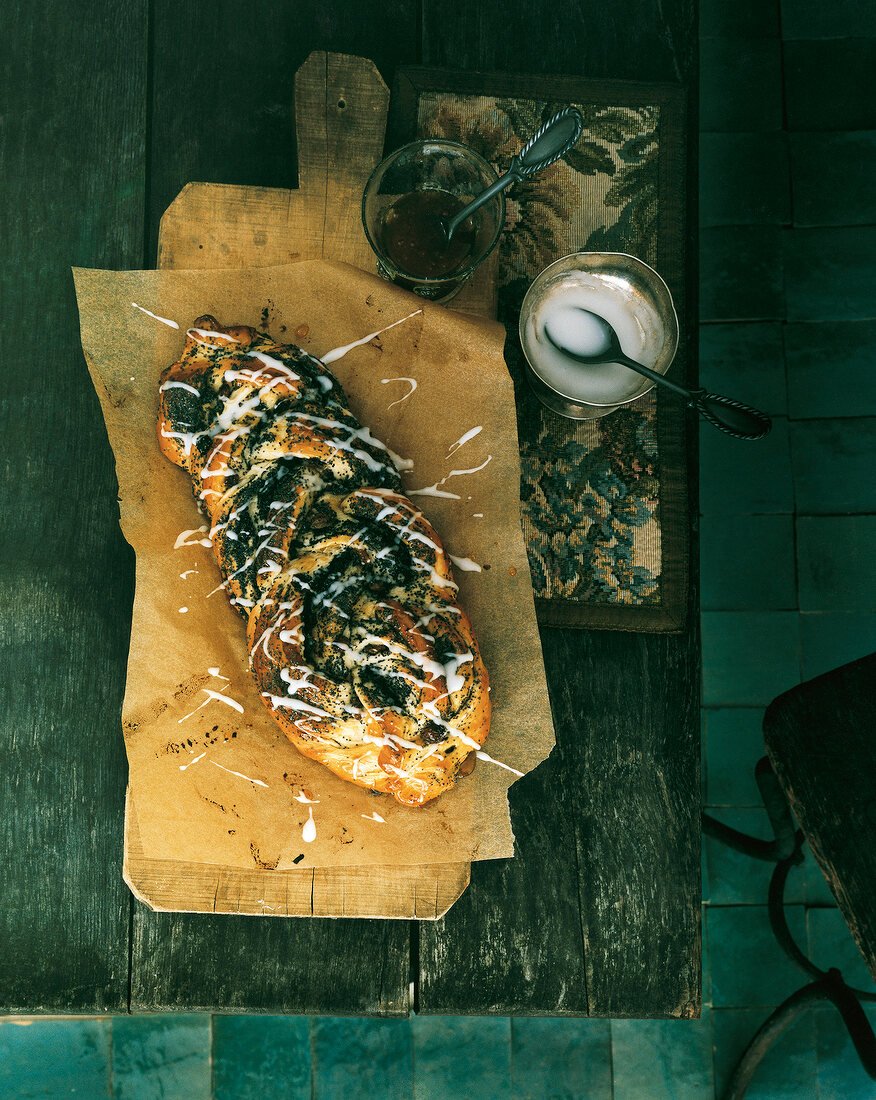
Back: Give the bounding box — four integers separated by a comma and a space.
73, 260, 555, 874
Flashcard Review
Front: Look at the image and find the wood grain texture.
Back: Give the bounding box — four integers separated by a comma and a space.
157, 52, 499, 317
416, 0, 701, 1018
418, 740, 592, 1015
3, 0, 700, 1015
130, 3, 422, 1014
765, 653, 876, 984
421, 0, 696, 85
542, 623, 702, 1018
146, 0, 421, 262
0, 0, 147, 1012
130, 911, 412, 1016
419, 619, 702, 1018
124, 790, 470, 921
148, 53, 498, 925
157, 52, 390, 272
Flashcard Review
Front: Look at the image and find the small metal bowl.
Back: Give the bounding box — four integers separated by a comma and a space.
519, 252, 680, 420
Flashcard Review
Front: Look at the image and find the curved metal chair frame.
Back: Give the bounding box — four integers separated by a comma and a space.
703, 757, 876, 1100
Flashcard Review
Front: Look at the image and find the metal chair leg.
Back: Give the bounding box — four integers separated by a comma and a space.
820, 968, 876, 1077
703, 757, 803, 862
721, 972, 876, 1099
722, 982, 826, 1100
708, 757, 876, 1097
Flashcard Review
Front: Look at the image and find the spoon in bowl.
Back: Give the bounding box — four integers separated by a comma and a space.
441, 105, 584, 243
543, 306, 772, 439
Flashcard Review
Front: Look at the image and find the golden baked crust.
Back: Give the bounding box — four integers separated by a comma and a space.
158, 316, 490, 806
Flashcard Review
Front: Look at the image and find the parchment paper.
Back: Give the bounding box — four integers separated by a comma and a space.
73, 260, 555, 872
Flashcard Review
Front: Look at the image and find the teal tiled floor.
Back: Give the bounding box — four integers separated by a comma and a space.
784, 321, 876, 420
693, 2, 876, 1095
3, 7, 875, 1099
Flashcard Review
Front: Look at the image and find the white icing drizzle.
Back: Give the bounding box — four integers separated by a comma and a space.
264, 695, 336, 721
387, 447, 414, 472
132, 302, 179, 328
407, 485, 462, 500
447, 457, 493, 478
361, 812, 386, 823
381, 377, 417, 409
355, 629, 472, 697
449, 555, 482, 573
178, 606, 189, 613
415, 705, 522, 778
178, 687, 244, 724
174, 526, 212, 549
246, 349, 300, 378
187, 327, 240, 345
180, 569, 199, 579
320, 309, 423, 364
179, 750, 207, 771
408, 455, 492, 499
160, 380, 199, 395
475, 751, 525, 777
160, 424, 210, 459
472, 513, 484, 518
160, 313, 510, 801
211, 760, 269, 788
302, 807, 316, 842
205, 516, 291, 600
446, 425, 482, 458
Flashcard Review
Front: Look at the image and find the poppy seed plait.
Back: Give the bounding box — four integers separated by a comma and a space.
157, 316, 491, 807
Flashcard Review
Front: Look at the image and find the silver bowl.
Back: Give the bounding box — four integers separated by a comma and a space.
519, 252, 680, 420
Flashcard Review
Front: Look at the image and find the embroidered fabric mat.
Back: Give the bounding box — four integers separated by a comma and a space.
391, 70, 690, 631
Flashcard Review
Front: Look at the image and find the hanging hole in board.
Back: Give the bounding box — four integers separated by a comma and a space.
337, 98, 346, 110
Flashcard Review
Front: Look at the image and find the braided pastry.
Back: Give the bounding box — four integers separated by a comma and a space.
158, 316, 491, 806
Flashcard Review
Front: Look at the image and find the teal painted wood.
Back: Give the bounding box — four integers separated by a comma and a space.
700, 516, 796, 611
789, 418, 876, 516
0, 0, 147, 1013
784, 321, 876, 420
701, 612, 800, 708
699, 322, 788, 416
783, 227, 876, 323
611, 1013, 715, 1099
712, 1006, 817, 1096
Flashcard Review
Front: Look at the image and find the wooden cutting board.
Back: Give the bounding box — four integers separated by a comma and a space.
124, 50, 495, 919
156, 50, 498, 318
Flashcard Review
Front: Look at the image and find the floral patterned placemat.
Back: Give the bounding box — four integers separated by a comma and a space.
391, 70, 690, 631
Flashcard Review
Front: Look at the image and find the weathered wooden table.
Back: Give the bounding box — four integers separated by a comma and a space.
0, 0, 700, 1017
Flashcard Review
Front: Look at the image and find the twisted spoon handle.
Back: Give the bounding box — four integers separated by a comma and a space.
693, 390, 772, 439
615, 354, 771, 439
512, 104, 585, 178
442, 106, 584, 241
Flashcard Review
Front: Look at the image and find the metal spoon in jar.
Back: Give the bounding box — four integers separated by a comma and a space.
544, 307, 772, 440
441, 105, 585, 242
